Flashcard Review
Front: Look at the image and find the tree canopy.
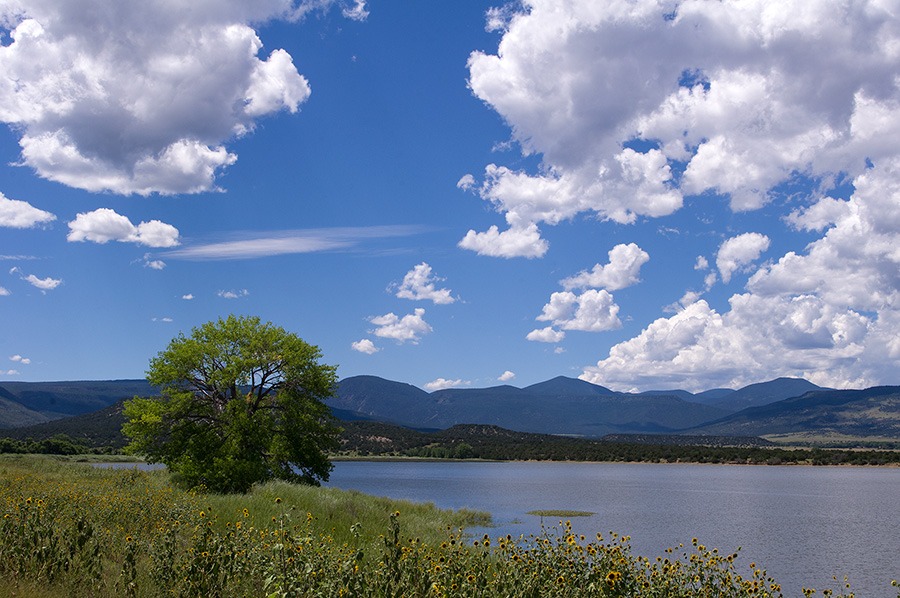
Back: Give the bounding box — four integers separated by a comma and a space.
123, 315, 341, 493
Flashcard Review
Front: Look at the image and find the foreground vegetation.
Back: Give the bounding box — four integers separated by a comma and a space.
2, 456, 897, 598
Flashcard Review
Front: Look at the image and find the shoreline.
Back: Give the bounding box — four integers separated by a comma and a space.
3, 451, 898, 468
330, 454, 900, 467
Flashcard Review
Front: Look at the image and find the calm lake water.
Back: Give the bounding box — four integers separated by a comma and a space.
324, 461, 900, 598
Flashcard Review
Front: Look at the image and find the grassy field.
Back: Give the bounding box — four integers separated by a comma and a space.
764, 432, 900, 449
1, 455, 896, 598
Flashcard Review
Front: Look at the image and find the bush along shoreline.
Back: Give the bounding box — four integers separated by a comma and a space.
2, 458, 898, 598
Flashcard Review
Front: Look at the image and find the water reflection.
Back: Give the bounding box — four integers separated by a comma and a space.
91, 461, 164, 470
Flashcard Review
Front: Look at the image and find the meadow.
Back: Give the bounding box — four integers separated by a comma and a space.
1, 455, 896, 598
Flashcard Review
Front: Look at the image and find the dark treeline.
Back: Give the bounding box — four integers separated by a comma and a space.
4, 417, 900, 466
339, 421, 900, 466
0, 434, 115, 456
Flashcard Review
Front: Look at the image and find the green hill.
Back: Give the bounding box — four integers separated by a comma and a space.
0, 399, 130, 449
0, 394, 55, 428
690, 386, 900, 439
0, 379, 155, 428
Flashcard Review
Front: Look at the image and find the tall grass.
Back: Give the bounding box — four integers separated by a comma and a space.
1, 456, 896, 598
0, 456, 486, 597
208, 479, 490, 550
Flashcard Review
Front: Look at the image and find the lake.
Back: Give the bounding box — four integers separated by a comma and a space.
325, 460, 900, 597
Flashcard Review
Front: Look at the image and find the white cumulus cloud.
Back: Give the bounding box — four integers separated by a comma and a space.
369, 308, 432, 344
351, 339, 380, 354
458, 223, 548, 259
561, 243, 649, 291
393, 263, 455, 304
424, 378, 470, 391
463, 0, 900, 255
0, 191, 56, 228
498, 370, 516, 382
10, 355, 31, 364
23, 274, 61, 290
0, 286, 9, 296
136, 253, 166, 270
581, 157, 900, 391
716, 233, 770, 284
536, 290, 622, 333
456, 174, 476, 191
68, 208, 179, 247
694, 256, 709, 271
0, 0, 329, 195
529, 244, 645, 344
581, 295, 874, 392
10, 266, 61, 292
526, 326, 566, 343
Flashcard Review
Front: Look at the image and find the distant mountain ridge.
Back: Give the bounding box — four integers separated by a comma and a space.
2, 375, 898, 441
710, 377, 827, 412
330, 376, 733, 437
329, 375, 899, 440
689, 386, 900, 438
0, 380, 155, 429
523, 376, 615, 395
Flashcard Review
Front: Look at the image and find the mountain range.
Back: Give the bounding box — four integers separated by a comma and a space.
327, 375, 842, 437
2, 375, 900, 441
0, 380, 154, 428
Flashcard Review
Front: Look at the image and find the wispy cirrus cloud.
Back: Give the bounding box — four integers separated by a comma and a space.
165, 225, 430, 261
218, 289, 249, 299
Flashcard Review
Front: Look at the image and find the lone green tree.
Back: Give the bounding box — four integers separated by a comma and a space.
123, 315, 341, 493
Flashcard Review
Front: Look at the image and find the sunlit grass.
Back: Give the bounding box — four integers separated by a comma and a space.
207, 479, 490, 550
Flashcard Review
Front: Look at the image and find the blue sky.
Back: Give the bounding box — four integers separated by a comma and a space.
2, 0, 900, 392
